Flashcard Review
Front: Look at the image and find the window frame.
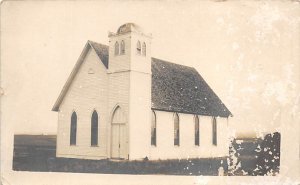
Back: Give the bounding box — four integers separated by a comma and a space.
70, 111, 77, 146
136, 41, 141, 55
151, 111, 157, 146
174, 113, 180, 146
212, 117, 217, 146
120, 40, 125, 55
142, 42, 146, 56
115, 41, 119, 55
91, 110, 99, 147
194, 115, 200, 146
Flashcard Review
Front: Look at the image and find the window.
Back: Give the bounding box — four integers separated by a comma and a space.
174, 113, 180, 146
212, 117, 217, 145
120, 40, 125, 54
151, 111, 157, 146
195, 115, 200, 146
142, 42, 146, 56
115, 41, 119, 55
136, 41, 141, 55
70, 111, 77, 145
91, 110, 98, 146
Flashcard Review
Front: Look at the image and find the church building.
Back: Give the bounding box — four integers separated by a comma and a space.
52, 23, 232, 160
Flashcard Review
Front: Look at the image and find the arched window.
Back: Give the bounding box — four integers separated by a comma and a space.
212, 117, 217, 145
91, 110, 98, 146
174, 113, 180, 146
151, 111, 157, 146
120, 40, 125, 54
142, 42, 146, 56
195, 115, 200, 146
70, 111, 77, 146
136, 41, 141, 55
115, 41, 119, 55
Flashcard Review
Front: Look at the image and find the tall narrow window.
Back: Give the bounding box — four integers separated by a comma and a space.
136, 41, 141, 55
115, 41, 119, 55
195, 115, 200, 146
212, 117, 217, 145
70, 111, 77, 146
142, 42, 146, 56
174, 113, 180, 146
91, 110, 98, 146
151, 111, 157, 146
120, 40, 125, 54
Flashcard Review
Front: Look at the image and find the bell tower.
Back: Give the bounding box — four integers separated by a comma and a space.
108, 23, 152, 74
108, 23, 152, 160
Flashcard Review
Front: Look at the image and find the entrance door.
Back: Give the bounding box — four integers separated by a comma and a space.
111, 106, 127, 159
111, 124, 126, 159
111, 124, 120, 158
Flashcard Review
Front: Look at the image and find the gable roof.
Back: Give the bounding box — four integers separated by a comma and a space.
52, 41, 232, 117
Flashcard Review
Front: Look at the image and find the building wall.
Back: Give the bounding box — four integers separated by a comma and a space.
56, 36, 230, 161
149, 111, 229, 160
128, 72, 152, 160
130, 32, 151, 74
108, 33, 131, 73
57, 46, 109, 159
127, 32, 152, 160
107, 32, 132, 159
107, 72, 130, 158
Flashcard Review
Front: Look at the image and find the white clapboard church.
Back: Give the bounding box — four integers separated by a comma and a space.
52, 23, 232, 160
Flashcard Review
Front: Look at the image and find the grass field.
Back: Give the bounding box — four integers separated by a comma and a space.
13, 134, 280, 176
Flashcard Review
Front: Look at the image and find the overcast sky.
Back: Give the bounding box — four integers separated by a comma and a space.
1, 1, 300, 137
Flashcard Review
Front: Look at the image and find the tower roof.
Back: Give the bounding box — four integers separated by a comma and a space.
116, 23, 143, 34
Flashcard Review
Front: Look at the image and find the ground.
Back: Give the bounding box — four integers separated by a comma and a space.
12, 134, 280, 176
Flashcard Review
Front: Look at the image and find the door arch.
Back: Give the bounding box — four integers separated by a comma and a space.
110, 106, 127, 159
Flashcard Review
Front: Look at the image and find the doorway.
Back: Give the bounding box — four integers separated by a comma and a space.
111, 106, 127, 159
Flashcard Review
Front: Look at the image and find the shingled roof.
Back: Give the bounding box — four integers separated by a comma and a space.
151, 58, 231, 117
52, 41, 232, 117
88, 40, 109, 68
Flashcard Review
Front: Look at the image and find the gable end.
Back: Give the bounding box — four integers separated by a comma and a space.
52, 41, 108, 111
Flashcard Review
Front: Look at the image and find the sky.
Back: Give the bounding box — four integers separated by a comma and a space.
1, 0, 300, 137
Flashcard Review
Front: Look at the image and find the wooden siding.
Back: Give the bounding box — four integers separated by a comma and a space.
57, 47, 109, 159
149, 111, 229, 160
